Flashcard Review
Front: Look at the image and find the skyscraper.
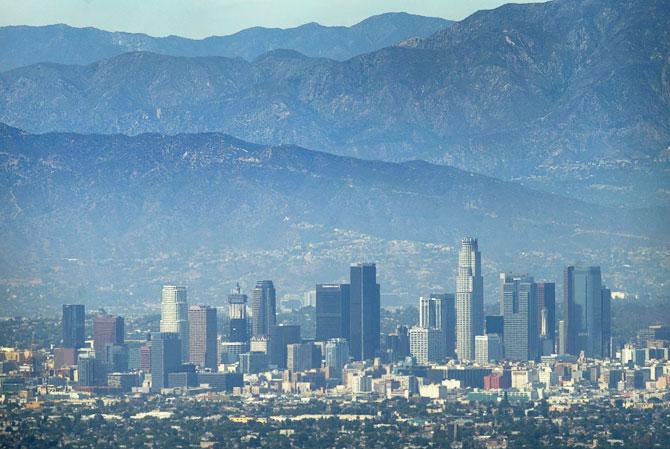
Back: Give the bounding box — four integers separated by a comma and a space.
150, 332, 182, 392
502, 275, 539, 362
409, 326, 445, 364
315, 283, 350, 341
537, 282, 556, 355
188, 305, 217, 370
62, 304, 86, 349
498, 272, 527, 314
475, 334, 503, 365
77, 352, 97, 387
564, 266, 609, 358
485, 315, 504, 337
325, 338, 349, 379
419, 294, 456, 358
160, 285, 189, 362
601, 286, 612, 358
93, 313, 124, 362
456, 238, 484, 361
228, 284, 248, 343
251, 280, 276, 337
349, 263, 380, 361
286, 342, 313, 372
269, 324, 301, 369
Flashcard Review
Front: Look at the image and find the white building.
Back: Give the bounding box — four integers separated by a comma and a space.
160, 285, 189, 362
409, 326, 445, 364
456, 238, 484, 361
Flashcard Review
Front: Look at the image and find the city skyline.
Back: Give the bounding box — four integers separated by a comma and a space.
1, 0, 667, 445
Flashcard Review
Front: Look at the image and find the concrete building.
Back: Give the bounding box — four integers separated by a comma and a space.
188, 305, 217, 369
409, 326, 445, 364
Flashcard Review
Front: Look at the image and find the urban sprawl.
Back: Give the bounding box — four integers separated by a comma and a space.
2, 238, 670, 448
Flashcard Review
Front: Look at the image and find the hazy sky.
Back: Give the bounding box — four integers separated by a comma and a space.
0, 0, 539, 38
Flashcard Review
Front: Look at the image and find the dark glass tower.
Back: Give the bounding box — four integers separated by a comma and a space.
315, 284, 350, 341
349, 263, 380, 361
564, 266, 607, 358
269, 324, 301, 369
251, 280, 276, 337
150, 332, 182, 392
62, 304, 86, 349
537, 282, 556, 355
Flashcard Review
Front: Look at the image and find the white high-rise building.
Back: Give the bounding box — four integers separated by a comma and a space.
456, 237, 484, 361
409, 326, 445, 364
160, 285, 189, 362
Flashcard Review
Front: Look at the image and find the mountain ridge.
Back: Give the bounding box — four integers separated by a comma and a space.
0, 13, 452, 71
0, 0, 667, 208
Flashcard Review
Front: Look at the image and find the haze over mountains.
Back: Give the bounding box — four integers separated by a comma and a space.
0, 124, 665, 314
0, 12, 452, 70
0, 0, 667, 208
0, 0, 668, 313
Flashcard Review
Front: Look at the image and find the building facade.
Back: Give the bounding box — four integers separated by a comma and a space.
475, 334, 503, 365
150, 332, 182, 392
325, 338, 349, 379
503, 275, 539, 362
349, 263, 380, 361
188, 305, 217, 369
269, 325, 301, 369
228, 285, 248, 343
315, 284, 350, 341
93, 314, 124, 362
409, 326, 445, 365
62, 304, 86, 349
564, 266, 609, 358
537, 282, 556, 356
251, 280, 276, 337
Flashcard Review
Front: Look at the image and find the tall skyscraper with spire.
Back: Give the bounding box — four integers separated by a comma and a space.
160, 285, 189, 363
456, 237, 484, 361
252, 280, 276, 337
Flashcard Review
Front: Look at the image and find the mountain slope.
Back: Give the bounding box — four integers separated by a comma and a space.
0, 13, 452, 70
0, 0, 667, 208
0, 124, 666, 313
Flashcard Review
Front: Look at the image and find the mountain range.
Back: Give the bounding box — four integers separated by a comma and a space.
0, 124, 666, 314
0, 0, 667, 209
0, 13, 451, 70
